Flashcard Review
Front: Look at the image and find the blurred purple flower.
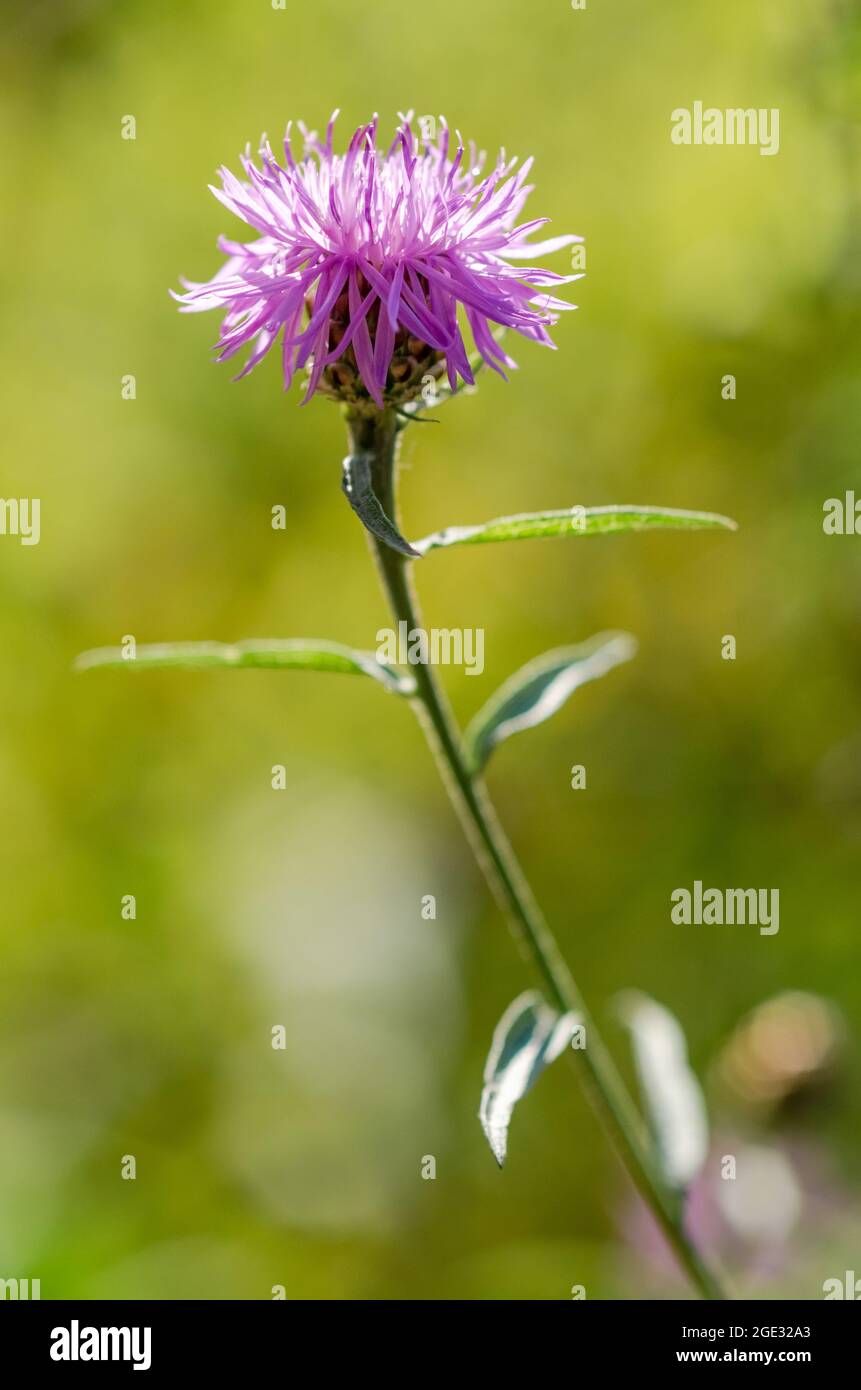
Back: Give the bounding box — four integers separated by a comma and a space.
173, 112, 580, 407
622, 1133, 860, 1295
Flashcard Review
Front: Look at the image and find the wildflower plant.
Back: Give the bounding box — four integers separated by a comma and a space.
79, 113, 737, 1299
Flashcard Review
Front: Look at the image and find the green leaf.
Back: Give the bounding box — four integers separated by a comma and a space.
615, 991, 709, 1191
413, 504, 738, 555
479, 991, 577, 1167
465, 632, 637, 774
341, 451, 419, 557
74, 638, 416, 697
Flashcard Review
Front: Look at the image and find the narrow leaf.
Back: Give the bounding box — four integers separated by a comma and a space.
465, 632, 637, 774
479, 991, 577, 1167
75, 638, 416, 696
413, 504, 737, 555
342, 451, 419, 557
616, 991, 709, 1191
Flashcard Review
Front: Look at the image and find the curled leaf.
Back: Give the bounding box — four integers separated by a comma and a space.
479, 991, 577, 1167
465, 632, 637, 774
342, 451, 419, 557
413, 504, 737, 556
616, 991, 709, 1190
74, 637, 416, 696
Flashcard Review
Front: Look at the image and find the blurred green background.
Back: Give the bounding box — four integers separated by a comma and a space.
0, 0, 859, 1300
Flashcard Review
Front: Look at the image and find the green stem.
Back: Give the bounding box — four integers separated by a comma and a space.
348, 408, 728, 1302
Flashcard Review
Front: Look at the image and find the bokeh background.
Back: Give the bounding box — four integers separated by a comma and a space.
0, 0, 859, 1300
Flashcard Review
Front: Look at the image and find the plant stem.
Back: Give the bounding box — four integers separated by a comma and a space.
348, 408, 728, 1301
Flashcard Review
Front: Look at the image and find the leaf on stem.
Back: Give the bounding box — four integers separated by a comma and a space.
464, 632, 637, 774
412, 504, 738, 556
479, 991, 577, 1167
341, 451, 420, 557
74, 637, 416, 696
615, 991, 709, 1191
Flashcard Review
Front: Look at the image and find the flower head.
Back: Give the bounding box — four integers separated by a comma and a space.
173, 112, 581, 409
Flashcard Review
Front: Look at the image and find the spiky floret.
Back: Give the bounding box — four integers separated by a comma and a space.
173, 112, 581, 407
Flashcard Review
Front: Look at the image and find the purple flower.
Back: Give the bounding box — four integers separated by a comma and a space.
173, 112, 580, 408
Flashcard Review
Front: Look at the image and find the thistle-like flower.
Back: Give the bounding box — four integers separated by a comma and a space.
173, 112, 580, 409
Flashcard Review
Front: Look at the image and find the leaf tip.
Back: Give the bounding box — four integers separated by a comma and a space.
700, 509, 739, 533
480, 1120, 507, 1169
73, 648, 109, 673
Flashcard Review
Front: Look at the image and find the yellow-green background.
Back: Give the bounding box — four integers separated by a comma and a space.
0, 0, 859, 1299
